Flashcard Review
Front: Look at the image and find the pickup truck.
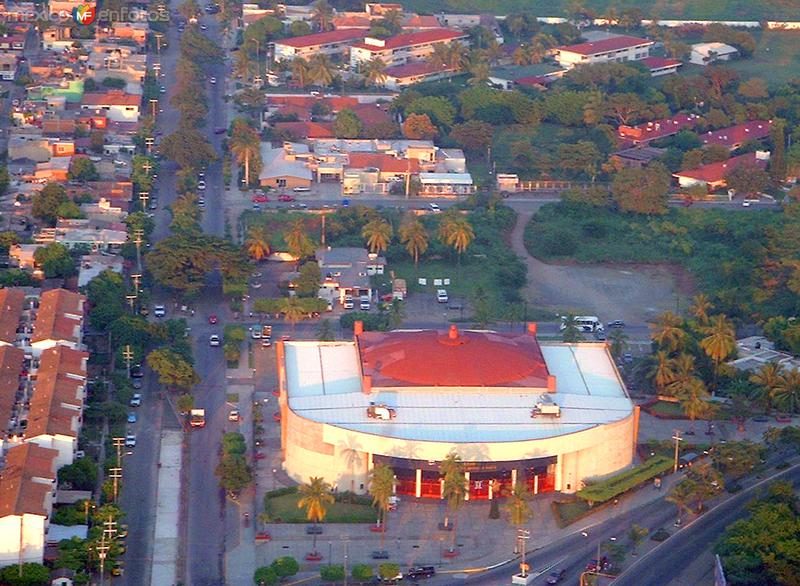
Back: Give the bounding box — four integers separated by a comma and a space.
189, 409, 206, 428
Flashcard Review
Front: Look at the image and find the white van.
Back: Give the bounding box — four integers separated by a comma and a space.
436, 289, 448, 303
292, 186, 311, 193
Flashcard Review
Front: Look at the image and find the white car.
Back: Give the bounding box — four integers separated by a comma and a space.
198, 180, 206, 190
130, 393, 142, 407
154, 305, 166, 317
159, 86, 166, 94
428, 203, 441, 213
125, 434, 136, 448
251, 329, 262, 339
437, 289, 448, 303
209, 334, 221, 347
209, 76, 216, 84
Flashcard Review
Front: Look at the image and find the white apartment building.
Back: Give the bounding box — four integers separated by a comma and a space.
350, 28, 467, 68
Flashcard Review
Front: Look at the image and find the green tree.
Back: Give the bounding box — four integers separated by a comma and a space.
68, 157, 100, 181
406, 96, 456, 128
281, 296, 307, 331
333, 109, 363, 138
608, 329, 628, 358
675, 378, 711, 433
769, 119, 787, 182
772, 368, 800, 414
438, 214, 474, 263
0, 563, 51, 586
627, 524, 649, 554
230, 118, 262, 187
352, 564, 374, 583
297, 476, 334, 551
561, 313, 584, 343
311, 0, 333, 31
369, 463, 396, 547
215, 454, 253, 492
505, 482, 532, 526
58, 458, 98, 491
32, 183, 69, 225
378, 563, 401, 581
725, 162, 770, 198
387, 299, 405, 329
648, 350, 675, 394
161, 125, 216, 170
289, 20, 311, 36
710, 441, 762, 479
440, 452, 466, 548
651, 311, 686, 353
611, 162, 671, 215
180, 27, 223, 63
449, 120, 494, 154
290, 57, 311, 88
398, 218, 428, 267
666, 479, 695, 525
246, 225, 272, 261
317, 318, 334, 341
700, 314, 736, 367
253, 566, 278, 586
402, 113, 437, 140
271, 556, 299, 579
296, 261, 322, 297
361, 218, 393, 253
689, 293, 714, 325
285, 218, 316, 263
320, 565, 345, 582
749, 362, 784, 413
34, 242, 76, 278
146, 235, 215, 298
361, 57, 387, 86
146, 347, 200, 391
176, 393, 195, 414
309, 53, 335, 86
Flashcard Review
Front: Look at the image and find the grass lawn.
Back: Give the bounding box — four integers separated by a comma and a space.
266, 493, 377, 524
551, 499, 592, 528
492, 123, 591, 180
727, 31, 800, 87
649, 400, 685, 418
399, 0, 799, 19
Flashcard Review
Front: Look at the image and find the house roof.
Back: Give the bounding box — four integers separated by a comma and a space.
259, 144, 313, 181
691, 42, 738, 57
25, 346, 87, 440
332, 15, 372, 29
0, 346, 25, 435
81, 90, 140, 107
618, 113, 699, 142
349, 103, 392, 126
273, 121, 334, 139
268, 95, 360, 110
558, 35, 653, 56
347, 152, 419, 173
353, 28, 465, 51
31, 289, 85, 345
0, 288, 25, 345
402, 15, 441, 29
384, 61, 454, 79
700, 120, 772, 148
0, 443, 58, 518
489, 63, 564, 81
673, 152, 765, 184
641, 56, 682, 70
275, 28, 365, 49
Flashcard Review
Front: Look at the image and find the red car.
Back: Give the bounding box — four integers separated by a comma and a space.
252, 194, 269, 203
208, 314, 218, 324
278, 194, 295, 202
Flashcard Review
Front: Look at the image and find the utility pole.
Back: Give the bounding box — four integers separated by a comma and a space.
154, 31, 163, 56
517, 528, 530, 578
112, 436, 125, 465
141, 160, 153, 174
125, 294, 137, 311
131, 273, 142, 294
138, 191, 149, 209
122, 345, 134, 377
343, 537, 349, 586
320, 214, 326, 246
109, 466, 122, 501
672, 430, 683, 473
149, 98, 158, 118
133, 228, 144, 273
145, 136, 154, 154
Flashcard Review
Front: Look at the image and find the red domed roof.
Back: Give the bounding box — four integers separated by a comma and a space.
359, 328, 550, 387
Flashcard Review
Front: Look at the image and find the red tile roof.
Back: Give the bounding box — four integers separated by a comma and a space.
347, 152, 419, 174
0, 443, 58, 518
358, 328, 550, 387
353, 28, 465, 52
31, 289, 85, 346
332, 15, 372, 29
641, 56, 682, 70
268, 95, 360, 111
0, 346, 25, 435
402, 15, 441, 29
384, 61, 454, 79
618, 113, 698, 143
674, 152, 765, 184
26, 346, 87, 439
273, 121, 334, 139
0, 288, 25, 345
558, 35, 653, 56
700, 120, 772, 149
275, 28, 365, 49
350, 103, 392, 126
274, 103, 313, 121
81, 90, 140, 107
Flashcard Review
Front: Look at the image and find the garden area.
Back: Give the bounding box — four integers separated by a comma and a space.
262, 487, 377, 524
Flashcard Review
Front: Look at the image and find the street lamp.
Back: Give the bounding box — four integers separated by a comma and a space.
672, 430, 683, 473
517, 528, 530, 578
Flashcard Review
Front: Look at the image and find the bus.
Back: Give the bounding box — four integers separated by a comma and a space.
559, 315, 604, 332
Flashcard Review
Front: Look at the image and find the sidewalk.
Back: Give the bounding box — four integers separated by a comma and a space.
150, 430, 183, 586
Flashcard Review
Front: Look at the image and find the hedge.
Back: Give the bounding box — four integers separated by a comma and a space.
576, 456, 673, 504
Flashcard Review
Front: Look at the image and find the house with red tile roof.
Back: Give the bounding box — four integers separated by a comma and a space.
700, 120, 772, 150
673, 152, 769, 191
0, 345, 25, 438
332, 15, 372, 30
273, 29, 366, 61
555, 35, 654, 69
350, 28, 468, 68
0, 289, 25, 347
618, 113, 699, 145
641, 56, 682, 77
272, 121, 334, 140
30, 289, 85, 356
401, 15, 441, 31
80, 90, 140, 123
0, 443, 59, 565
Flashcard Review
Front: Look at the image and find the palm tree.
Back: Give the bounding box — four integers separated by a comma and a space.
468, 58, 490, 86
772, 368, 800, 415
608, 329, 628, 359
648, 350, 675, 394
689, 293, 714, 325
310, 0, 333, 31
666, 479, 695, 526
281, 296, 306, 331
676, 377, 711, 433
368, 464, 395, 547
700, 314, 736, 367
290, 57, 311, 88
666, 353, 697, 397
749, 362, 784, 413
512, 46, 532, 66
361, 57, 387, 86
297, 476, 334, 553
446, 43, 469, 71
398, 218, 428, 267
230, 124, 260, 187
439, 453, 466, 548
245, 225, 271, 261
308, 53, 334, 87
505, 482, 532, 525
285, 218, 315, 264
339, 438, 362, 495
361, 218, 393, 254
651, 311, 686, 353
438, 214, 474, 263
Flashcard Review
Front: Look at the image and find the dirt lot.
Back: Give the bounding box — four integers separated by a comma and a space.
511, 211, 693, 324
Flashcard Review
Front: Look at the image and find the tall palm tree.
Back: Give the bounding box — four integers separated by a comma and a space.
512, 46, 532, 66
439, 453, 466, 548
230, 124, 260, 187
446, 43, 469, 71
749, 362, 784, 413
439, 215, 474, 263
285, 218, 315, 264
310, 0, 333, 31
245, 225, 271, 261
297, 476, 334, 552
676, 377, 711, 433
339, 438, 363, 495
651, 311, 686, 353
608, 329, 628, 359
281, 296, 306, 331
368, 464, 395, 547
308, 53, 334, 87
772, 368, 800, 415
398, 218, 428, 267
648, 350, 675, 394
689, 293, 714, 325
505, 482, 532, 525
666, 479, 695, 525
700, 314, 736, 367
290, 57, 311, 88
361, 57, 387, 86
666, 353, 697, 397
468, 57, 490, 86
361, 218, 393, 254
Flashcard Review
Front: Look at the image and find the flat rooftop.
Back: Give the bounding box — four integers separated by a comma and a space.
284, 336, 632, 443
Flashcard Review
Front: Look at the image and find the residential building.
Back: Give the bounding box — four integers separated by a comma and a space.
34, 219, 128, 252
609, 146, 667, 169
418, 172, 475, 196
77, 253, 124, 289
273, 29, 366, 61
80, 90, 140, 123
30, 289, 85, 356
0, 345, 26, 437
689, 42, 738, 66
700, 120, 772, 150
278, 323, 636, 497
382, 61, 456, 89
0, 53, 17, 81
640, 56, 682, 77
618, 113, 699, 145
0, 289, 25, 346
316, 247, 385, 305
488, 64, 566, 90
272, 121, 334, 140
728, 336, 800, 372
0, 443, 59, 566
673, 151, 769, 191
258, 143, 313, 189
349, 28, 468, 68
554, 35, 654, 69
24, 346, 88, 469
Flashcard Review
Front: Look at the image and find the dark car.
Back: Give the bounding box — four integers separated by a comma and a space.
371, 550, 390, 559
130, 365, 143, 378
214, 127, 226, 134
406, 566, 435, 579
586, 556, 609, 572
594, 330, 607, 341
546, 569, 566, 584
305, 525, 323, 535
607, 320, 625, 328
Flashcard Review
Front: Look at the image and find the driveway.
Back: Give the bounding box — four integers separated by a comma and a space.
510, 211, 692, 324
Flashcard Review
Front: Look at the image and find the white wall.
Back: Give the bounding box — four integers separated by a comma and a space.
0, 514, 46, 566
26, 435, 76, 469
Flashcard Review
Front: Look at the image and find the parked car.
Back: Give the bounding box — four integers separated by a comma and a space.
153, 305, 166, 317
209, 334, 221, 347
594, 330, 607, 341
252, 194, 269, 203
198, 180, 206, 190
586, 556, 609, 572
208, 314, 218, 324
209, 76, 216, 84
428, 202, 441, 213
124, 434, 136, 448
132, 378, 143, 389
130, 394, 142, 407
436, 289, 448, 303
130, 365, 144, 378
341, 198, 350, 207
607, 320, 625, 328
127, 413, 137, 424
407, 566, 435, 579
546, 569, 566, 584
371, 550, 390, 559
623, 352, 634, 364
278, 194, 295, 202
228, 410, 240, 422
214, 127, 226, 134
251, 328, 262, 339
343, 296, 354, 310
292, 186, 311, 193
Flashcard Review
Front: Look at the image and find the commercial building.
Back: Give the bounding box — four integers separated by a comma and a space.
258, 143, 314, 189
350, 28, 467, 68
555, 35, 653, 69
640, 56, 682, 77
382, 61, 456, 89
278, 324, 637, 498
487, 63, 565, 90
273, 29, 366, 61
689, 42, 738, 66
316, 247, 385, 306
